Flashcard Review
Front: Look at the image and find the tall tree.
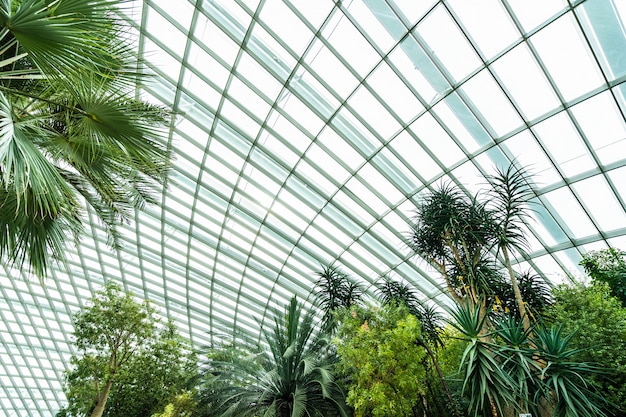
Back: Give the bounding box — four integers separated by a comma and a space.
61, 282, 189, 417
486, 165, 535, 331
0, 0, 171, 277
407, 181, 498, 338
196, 296, 350, 417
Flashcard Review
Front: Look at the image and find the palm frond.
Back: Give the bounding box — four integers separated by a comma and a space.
1, 0, 134, 81
198, 297, 349, 417
485, 164, 535, 255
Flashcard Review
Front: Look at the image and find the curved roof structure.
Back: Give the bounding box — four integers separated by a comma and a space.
2, 0, 626, 415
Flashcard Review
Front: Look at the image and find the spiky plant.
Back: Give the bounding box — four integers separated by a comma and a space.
314, 264, 362, 333
451, 302, 516, 417
197, 296, 350, 417
532, 325, 609, 417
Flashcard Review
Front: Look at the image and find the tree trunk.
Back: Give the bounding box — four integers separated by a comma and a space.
502, 245, 530, 332
90, 377, 114, 417
422, 342, 462, 417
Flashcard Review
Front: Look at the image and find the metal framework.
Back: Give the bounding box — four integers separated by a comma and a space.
2, 0, 626, 415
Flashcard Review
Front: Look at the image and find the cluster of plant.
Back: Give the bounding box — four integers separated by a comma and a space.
8, 1, 624, 416
59, 172, 626, 417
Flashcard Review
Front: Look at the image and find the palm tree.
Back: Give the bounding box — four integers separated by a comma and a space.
486, 165, 535, 331
313, 264, 363, 333
407, 182, 499, 339
0, 0, 171, 277
197, 296, 350, 417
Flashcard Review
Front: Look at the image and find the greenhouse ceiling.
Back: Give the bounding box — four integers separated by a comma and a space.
2, 0, 626, 415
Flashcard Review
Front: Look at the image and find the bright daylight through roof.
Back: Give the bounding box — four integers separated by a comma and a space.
1, 0, 626, 416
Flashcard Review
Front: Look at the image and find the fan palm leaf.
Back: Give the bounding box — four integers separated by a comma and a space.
0, 0, 171, 277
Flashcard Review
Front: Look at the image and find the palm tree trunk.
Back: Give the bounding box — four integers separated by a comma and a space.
90, 377, 114, 417
502, 245, 530, 332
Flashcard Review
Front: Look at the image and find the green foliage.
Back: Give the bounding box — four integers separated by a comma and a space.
451, 301, 609, 417
314, 264, 363, 333
0, 0, 171, 277
375, 276, 443, 347
151, 391, 197, 417
72, 283, 156, 355
549, 281, 626, 415
451, 303, 516, 417
580, 248, 626, 306
101, 322, 197, 417
532, 324, 607, 417
335, 303, 427, 417
61, 283, 196, 417
196, 296, 349, 417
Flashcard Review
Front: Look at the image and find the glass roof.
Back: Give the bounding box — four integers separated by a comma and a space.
2, 0, 626, 415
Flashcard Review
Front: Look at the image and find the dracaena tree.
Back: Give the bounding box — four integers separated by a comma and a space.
0, 0, 171, 278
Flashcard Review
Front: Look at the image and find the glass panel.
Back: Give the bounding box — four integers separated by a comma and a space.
304, 40, 360, 99
532, 112, 596, 178
501, 131, 562, 186
388, 130, 441, 182
448, 0, 519, 60
348, 85, 401, 140
390, 0, 437, 26
259, 0, 313, 56
460, 70, 523, 137
347, 0, 396, 53
543, 187, 597, 238
570, 92, 626, 166
321, 12, 380, 77
491, 43, 561, 121
530, 12, 605, 102
367, 62, 424, 124
573, 176, 626, 231
409, 113, 465, 168
416, 5, 482, 82
580, 0, 626, 81
507, 0, 568, 33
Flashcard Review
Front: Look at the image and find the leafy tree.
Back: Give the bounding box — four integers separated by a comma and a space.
0, 0, 171, 277
549, 281, 626, 416
580, 248, 626, 306
335, 303, 427, 417
151, 391, 198, 417
196, 296, 350, 417
60, 282, 194, 417
99, 321, 197, 417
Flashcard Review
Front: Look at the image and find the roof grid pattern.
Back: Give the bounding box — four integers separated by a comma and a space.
1, 0, 626, 415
